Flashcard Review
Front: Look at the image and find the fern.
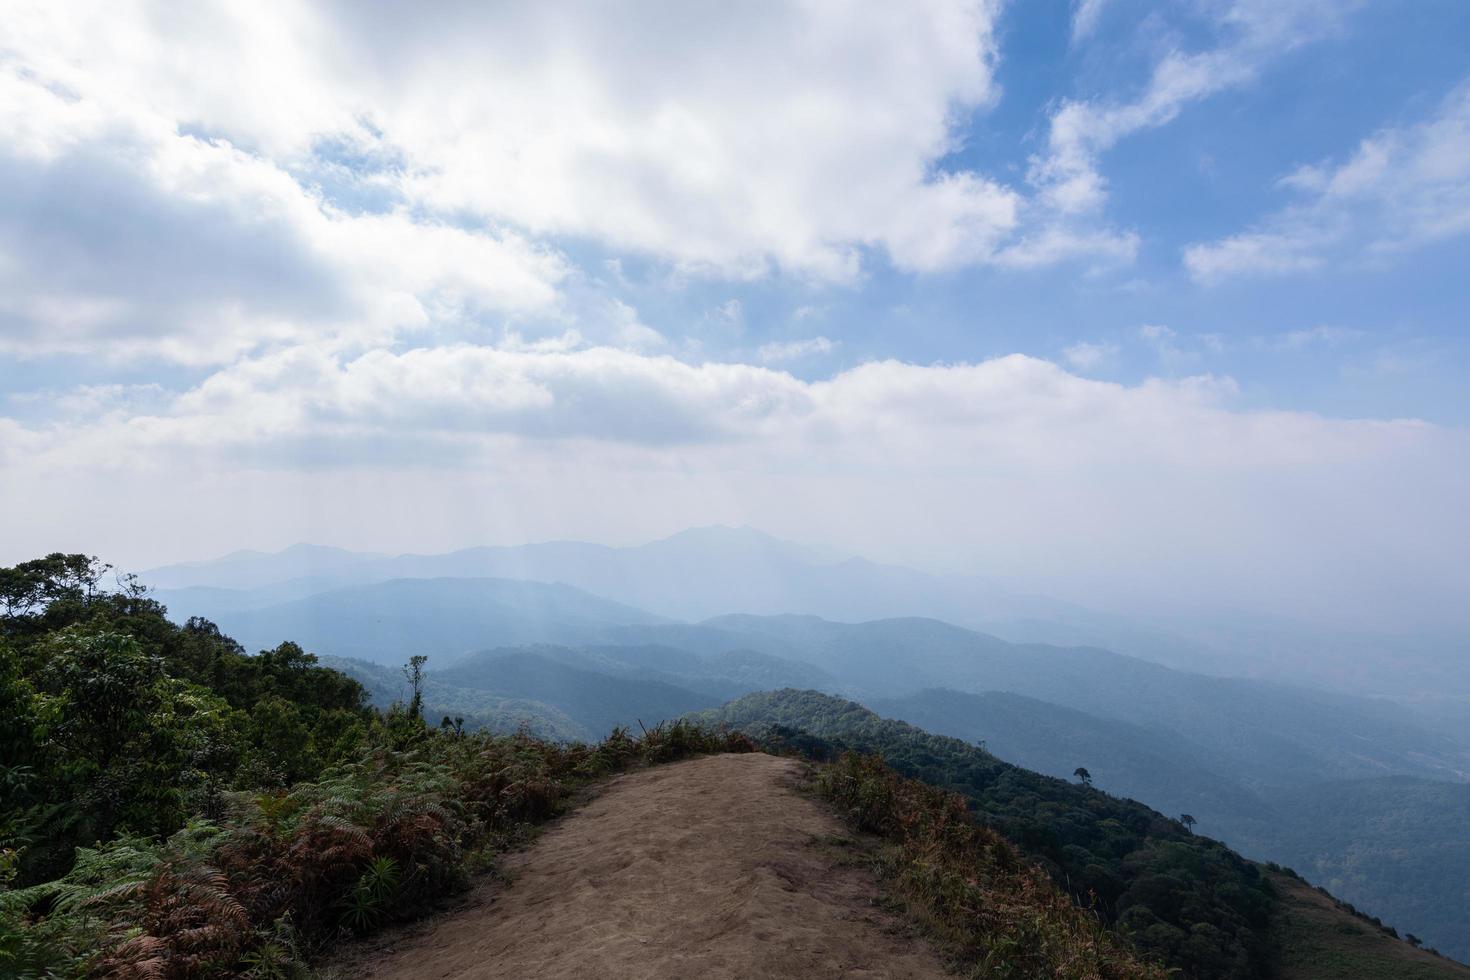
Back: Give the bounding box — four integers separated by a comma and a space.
339, 858, 400, 933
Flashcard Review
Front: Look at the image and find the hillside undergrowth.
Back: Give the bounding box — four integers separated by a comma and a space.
815, 751, 1163, 979
1, 720, 753, 978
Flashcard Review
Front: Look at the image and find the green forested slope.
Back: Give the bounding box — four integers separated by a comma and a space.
696, 614, 1470, 786
1231, 777, 1470, 963
866, 686, 1470, 961
869, 687, 1267, 825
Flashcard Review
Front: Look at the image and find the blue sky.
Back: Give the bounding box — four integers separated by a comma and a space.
1, 0, 1467, 627
583, 0, 1470, 421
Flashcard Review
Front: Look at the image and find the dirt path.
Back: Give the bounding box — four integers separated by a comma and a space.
343, 753, 951, 979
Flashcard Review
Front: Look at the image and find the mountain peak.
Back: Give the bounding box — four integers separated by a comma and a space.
645, 525, 846, 564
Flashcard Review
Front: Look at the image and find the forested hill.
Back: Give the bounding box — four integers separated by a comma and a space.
692, 689, 1470, 980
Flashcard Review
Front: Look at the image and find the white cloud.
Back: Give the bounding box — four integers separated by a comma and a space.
1, 1, 1465, 631
1264, 325, 1364, 351
985, 1, 1356, 274
1185, 79, 1470, 282
2, 0, 1025, 298
713, 300, 744, 327
58, 344, 817, 456
0, 56, 566, 364
4, 345, 1413, 468
1032, 1, 1354, 217
1138, 324, 1176, 342
758, 337, 837, 363
499, 330, 586, 355
8, 382, 168, 421
1181, 230, 1328, 282
1062, 340, 1118, 371
1070, 0, 1110, 44
604, 300, 668, 352
0, 0, 1194, 373
994, 225, 1140, 269
1136, 323, 1225, 372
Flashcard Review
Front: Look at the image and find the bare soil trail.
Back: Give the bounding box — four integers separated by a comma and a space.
342, 753, 951, 979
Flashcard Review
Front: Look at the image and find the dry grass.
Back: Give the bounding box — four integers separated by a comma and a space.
814, 751, 1166, 980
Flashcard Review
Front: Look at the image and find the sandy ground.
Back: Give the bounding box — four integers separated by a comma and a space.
339, 753, 951, 979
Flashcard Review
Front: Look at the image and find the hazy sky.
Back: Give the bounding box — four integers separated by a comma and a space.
2, 1, 1468, 627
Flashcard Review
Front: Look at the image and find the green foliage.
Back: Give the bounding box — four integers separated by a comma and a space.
0, 555, 375, 882
1226, 775, 1470, 963
340, 857, 401, 933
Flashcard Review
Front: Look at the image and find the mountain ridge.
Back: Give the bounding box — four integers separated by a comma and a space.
139, 528, 1470, 714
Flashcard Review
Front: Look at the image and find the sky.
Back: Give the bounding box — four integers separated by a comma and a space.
1, 0, 1468, 628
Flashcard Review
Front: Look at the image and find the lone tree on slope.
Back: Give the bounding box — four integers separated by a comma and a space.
1073, 767, 1092, 786
403, 655, 428, 722
1180, 813, 1197, 833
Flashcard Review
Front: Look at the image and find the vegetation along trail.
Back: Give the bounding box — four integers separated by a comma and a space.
346, 753, 950, 979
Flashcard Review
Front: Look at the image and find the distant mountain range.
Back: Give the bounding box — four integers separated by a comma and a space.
150, 557, 1470, 789
159, 576, 668, 665
144, 528, 1470, 722
145, 527, 1236, 673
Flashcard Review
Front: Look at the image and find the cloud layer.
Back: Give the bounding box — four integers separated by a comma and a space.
5, 345, 1465, 627
0, 46, 566, 363
1, 0, 1032, 370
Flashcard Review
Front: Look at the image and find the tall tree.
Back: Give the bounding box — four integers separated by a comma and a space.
404, 655, 428, 723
